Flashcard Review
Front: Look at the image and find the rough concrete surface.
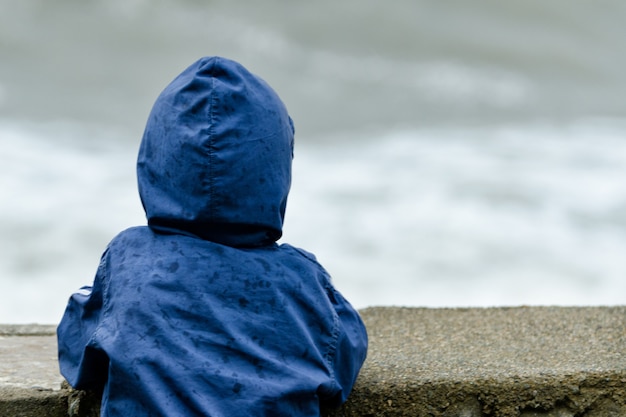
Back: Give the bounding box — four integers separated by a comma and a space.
329, 306, 626, 417
1, 307, 626, 416
0, 325, 66, 417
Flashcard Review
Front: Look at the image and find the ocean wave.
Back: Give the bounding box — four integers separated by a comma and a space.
2, 119, 626, 322
284, 121, 626, 309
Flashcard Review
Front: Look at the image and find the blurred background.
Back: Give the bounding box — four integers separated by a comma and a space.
2, 0, 626, 323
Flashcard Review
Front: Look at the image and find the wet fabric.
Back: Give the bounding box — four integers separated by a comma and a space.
57, 56, 368, 417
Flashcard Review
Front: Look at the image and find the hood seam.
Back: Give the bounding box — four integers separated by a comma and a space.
207, 58, 217, 223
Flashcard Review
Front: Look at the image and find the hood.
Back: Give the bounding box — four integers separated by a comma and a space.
137, 56, 294, 247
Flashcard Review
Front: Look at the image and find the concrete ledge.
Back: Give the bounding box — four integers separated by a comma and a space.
2, 307, 626, 416
0, 325, 67, 417
330, 307, 626, 417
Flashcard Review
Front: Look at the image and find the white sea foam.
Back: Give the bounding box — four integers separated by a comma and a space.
3, 119, 626, 323
284, 121, 626, 309
0, 121, 143, 323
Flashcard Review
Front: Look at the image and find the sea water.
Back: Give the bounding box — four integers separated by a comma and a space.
1, 0, 626, 323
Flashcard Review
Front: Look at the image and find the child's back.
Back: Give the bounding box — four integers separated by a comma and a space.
57, 56, 367, 417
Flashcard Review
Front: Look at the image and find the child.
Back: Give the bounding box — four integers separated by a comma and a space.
57, 56, 367, 416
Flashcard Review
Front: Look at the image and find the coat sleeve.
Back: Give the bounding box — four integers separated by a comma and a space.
324, 284, 369, 407
57, 249, 110, 390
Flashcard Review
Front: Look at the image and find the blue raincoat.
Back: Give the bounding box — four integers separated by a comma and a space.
57, 56, 368, 417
